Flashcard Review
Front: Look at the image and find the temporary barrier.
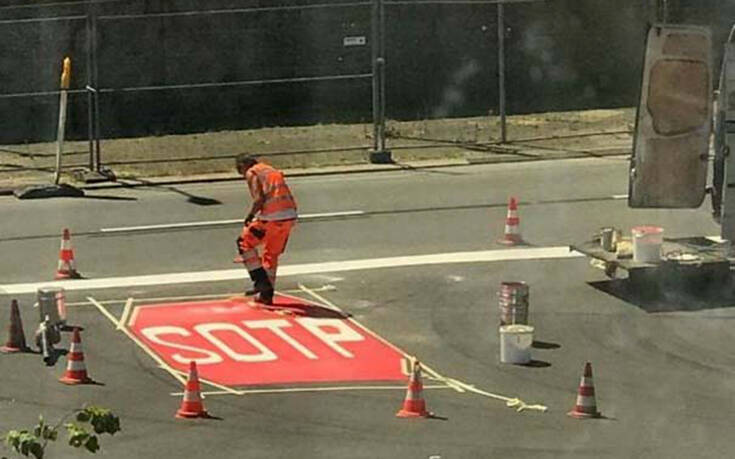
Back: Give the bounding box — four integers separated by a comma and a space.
396, 359, 430, 418
59, 328, 94, 385
497, 196, 523, 246
176, 361, 209, 419
568, 362, 602, 419
55, 228, 81, 280
1, 299, 29, 353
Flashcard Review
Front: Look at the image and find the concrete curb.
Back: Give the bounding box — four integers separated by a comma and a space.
79, 150, 629, 191
0, 149, 630, 196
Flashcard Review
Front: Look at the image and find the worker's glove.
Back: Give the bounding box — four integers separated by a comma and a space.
235, 236, 244, 255
244, 213, 255, 226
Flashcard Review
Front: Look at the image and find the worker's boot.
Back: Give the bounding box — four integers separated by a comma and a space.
249, 268, 274, 305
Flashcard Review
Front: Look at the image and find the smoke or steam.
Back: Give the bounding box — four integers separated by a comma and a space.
432, 60, 481, 118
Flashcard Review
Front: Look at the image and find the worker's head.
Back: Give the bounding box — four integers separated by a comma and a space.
235, 154, 258, 175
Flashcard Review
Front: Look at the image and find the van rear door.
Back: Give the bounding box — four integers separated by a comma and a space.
628, 24, 713, 208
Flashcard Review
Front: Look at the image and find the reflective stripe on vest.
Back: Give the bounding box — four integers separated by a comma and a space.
248, 164, 298, 221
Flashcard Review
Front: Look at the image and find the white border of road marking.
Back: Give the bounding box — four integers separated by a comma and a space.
121, 288, 440, 395
65, 286, 338, 307
87, 296, 243, 395
116, 298, 133, 331
611, 194, 629, 200
99, 210, 365, 233
296, 285, 547, 412
172, 385, 452, 397
0, 246, 583, 295
296, 285, 464, 393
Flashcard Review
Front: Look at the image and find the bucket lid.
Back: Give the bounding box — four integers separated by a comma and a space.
499, 324, 534, 334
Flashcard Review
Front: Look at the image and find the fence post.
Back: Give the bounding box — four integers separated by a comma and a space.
497, 2, 507, 144
86, 11, 95, 171
370, 0, 392, 163
77, 5, 114, 183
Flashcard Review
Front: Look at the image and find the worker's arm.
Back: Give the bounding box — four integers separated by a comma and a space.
245, 172, 265, 225
245, 197, 264, 225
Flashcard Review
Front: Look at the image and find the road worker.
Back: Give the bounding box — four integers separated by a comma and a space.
235, 154, 298, 305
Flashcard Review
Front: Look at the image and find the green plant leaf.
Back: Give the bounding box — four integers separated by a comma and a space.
84, 435, 99, 454
29, 441, 44, 459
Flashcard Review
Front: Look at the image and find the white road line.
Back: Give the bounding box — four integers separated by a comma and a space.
0, 247, 583, 295
291, 287, 463, 393
87, 296, 187, 386
170, 384, 453, 397
116, 297, 133, 330
611, 194, 629, 200
99, 210, 365, 233
88, 295, 242, 395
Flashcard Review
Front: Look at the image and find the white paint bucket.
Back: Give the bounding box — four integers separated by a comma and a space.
632, 226, 663, 263
499, 324, 534, 364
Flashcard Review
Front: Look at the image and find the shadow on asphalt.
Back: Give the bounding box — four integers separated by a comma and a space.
532, 340, 561, 350
588, 278, 735, 313
265, 301, 350, 319
117, 179, 222, 206
520, 359, 551, 368
79, 194, 138, 201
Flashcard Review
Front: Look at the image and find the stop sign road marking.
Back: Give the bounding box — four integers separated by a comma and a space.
127, 294, 407, 386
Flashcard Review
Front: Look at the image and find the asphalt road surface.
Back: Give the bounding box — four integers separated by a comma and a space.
1, 157, 733, 459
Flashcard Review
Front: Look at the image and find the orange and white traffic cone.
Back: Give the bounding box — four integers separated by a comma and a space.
55, 228, 81, 280
176, 361, 209, 419
396, 359, 431, 418
568, 362, 602, 419
59, 328, 94, 385
497, 196, 523, 246
1, 299, 30, 353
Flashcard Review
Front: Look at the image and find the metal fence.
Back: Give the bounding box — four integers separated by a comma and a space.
0, 0, 646, 184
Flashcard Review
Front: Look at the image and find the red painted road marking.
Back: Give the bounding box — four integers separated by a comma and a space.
127, 294, 406, 386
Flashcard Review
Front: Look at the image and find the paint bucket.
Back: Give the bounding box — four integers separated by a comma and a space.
632, 226, 663, 263
498, 281, 529, 326
36, 287, 66, 325
499, 324, 534, 364
600, 227, 616, 252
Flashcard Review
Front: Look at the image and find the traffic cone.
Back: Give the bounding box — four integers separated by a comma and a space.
568, 362, 602, 419
1, 300, 29, 353
59, 328, 93, 385
176, 361, 209, 419
396, 359, 431, 418
497, 196, 523, 245
55, 228, 81, 280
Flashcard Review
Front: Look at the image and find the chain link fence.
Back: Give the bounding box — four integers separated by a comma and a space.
0, 0, 663, 186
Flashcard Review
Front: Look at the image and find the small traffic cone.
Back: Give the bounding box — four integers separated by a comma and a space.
176, 361, 209, 419
568, 362, 602, 419
396, 359, 431, 418
59, 328, 94, 385
55, 228, 81, 280
497, 196, 523, 246
1, 300, 29, 353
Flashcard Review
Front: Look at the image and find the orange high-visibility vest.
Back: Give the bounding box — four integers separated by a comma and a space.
246, 163, 298, 221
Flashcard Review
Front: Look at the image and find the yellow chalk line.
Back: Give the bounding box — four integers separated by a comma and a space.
87, 296, 241, 395
294, 284, 464, 393
294, 286, 547, 413
67, 285, 337, 307
171, 384, 452, 397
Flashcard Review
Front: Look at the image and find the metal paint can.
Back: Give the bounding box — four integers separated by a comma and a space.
600, 227, 616, 251
36, 287, 66, 325
498, 281, 529, 325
